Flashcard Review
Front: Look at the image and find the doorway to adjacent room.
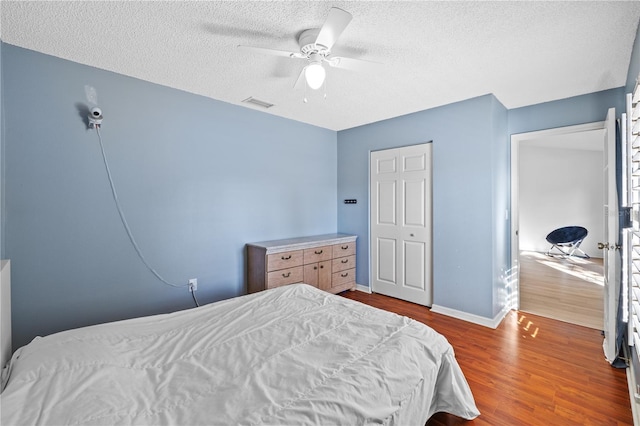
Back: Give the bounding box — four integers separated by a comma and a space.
511, 122, 607, 330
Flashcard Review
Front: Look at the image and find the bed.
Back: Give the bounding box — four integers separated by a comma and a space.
1, 283, 479, 425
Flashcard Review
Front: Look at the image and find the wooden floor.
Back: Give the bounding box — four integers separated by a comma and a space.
340, 290, 632, 425
519, 251, 604, 330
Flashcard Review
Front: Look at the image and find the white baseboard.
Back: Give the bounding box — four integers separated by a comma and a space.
354, 287, 510, 329
430, 303, 510, 329
355, 284, 372, 294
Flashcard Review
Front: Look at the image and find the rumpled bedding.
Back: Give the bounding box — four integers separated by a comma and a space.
1, 283, 479, 425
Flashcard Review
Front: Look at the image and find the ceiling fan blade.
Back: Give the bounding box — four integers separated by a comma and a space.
315, 7, 352, 50
326, 56, 380, 72
237, 45, 305, 59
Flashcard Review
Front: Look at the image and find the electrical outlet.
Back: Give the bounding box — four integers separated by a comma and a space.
189, 278, 198, 292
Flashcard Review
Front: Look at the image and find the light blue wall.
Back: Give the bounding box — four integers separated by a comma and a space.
337, 94, 509, 319
337, 87, 622, 321
2, 44, 337, 349
2, 31, 634, 348
489, 96, 510, 317
508, 88, 625, 135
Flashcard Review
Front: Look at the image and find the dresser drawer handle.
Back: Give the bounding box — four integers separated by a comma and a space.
314, 249, 323, 254
341, 259, 349, 264
282, 272, 291, 278
281, 255, 292, 260
341, 245, 349, 250
341, 272, 349, 277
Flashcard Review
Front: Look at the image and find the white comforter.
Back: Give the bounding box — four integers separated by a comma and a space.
1, 284, 479, 425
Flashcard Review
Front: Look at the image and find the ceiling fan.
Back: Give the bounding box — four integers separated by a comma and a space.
238, 7, 375, 92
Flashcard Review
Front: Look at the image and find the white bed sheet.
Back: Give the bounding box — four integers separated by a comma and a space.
1, 284, 479, 425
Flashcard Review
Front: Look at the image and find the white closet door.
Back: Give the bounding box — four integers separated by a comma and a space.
370, 143, 432, 306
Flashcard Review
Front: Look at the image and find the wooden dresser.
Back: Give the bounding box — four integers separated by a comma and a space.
247, 234, 357, 294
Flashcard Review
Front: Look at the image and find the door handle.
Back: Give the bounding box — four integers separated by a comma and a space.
598, 242, 621, 250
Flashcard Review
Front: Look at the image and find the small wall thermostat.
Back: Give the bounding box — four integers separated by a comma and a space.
344, 199, 357, 204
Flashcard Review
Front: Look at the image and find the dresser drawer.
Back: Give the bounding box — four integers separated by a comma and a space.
332, 268, 355, 287
267, 250, 303, 272
267, 266, 303, 289
303, 245, 332, 264
333, 242, 355, 258
332, 255, 355, 273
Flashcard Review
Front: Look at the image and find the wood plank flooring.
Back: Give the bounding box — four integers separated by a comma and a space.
519, 251, 604, 330
340, 290, 631, 425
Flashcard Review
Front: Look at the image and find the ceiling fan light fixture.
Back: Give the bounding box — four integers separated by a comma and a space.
305, 62, 326, 90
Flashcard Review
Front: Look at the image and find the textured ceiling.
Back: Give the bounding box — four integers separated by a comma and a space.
1, 1, 639, 131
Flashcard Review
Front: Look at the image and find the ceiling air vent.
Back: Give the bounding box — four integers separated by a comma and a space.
242, 97, 274, 109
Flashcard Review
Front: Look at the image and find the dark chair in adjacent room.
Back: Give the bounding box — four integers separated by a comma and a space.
545, 226, 590, 259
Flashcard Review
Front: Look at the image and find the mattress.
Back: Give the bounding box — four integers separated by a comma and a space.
1, 283, 479, 425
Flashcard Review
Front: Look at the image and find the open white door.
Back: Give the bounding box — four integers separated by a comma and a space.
602, 107, 620, 363
370, 144, 432, 306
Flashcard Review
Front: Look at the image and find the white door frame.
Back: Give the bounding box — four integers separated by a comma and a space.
509, 121, 605, 310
